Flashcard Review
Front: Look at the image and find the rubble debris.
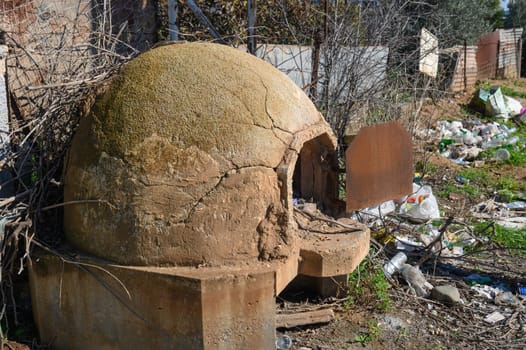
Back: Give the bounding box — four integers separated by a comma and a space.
302, 202, 318, 215
483, 311, 506, 324
431, 285, 461, 305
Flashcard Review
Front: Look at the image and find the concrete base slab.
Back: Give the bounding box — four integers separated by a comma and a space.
293, 221, 369, 297
29, 253, 276, 350
299, 223, 370, 277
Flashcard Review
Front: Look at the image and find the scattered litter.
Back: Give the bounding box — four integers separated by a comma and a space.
400, 264, 434, 297
448, 192, 462, 201
383, 252, 407, 279
358, 200, 395, 223
276, 335, 293, 350
519, 286, 526, 296
395, 235, 425, 252
470, 199, 508, 218
514, 113, 526, 125
505, 95, 523, 116
472, 87, 520, 119
471, 284, 499, 300
455, 176, 468, 184
494, 291, 518, 306
505, 201, 526, 210
431, 117, 522, 166
484, 311, 506, 324
398, 183, 440, 222
495, 217, 526, 229
293, 198, 304, 207
494, 148, 510, 161
466, 274, 492, 285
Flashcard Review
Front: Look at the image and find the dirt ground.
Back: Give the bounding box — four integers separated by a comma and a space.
276, 80, 526, 350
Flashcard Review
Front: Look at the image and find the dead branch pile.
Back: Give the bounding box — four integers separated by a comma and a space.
0, 0, 144, 338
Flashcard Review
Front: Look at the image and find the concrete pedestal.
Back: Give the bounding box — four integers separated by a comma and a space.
29, 224, 369, 349
29, 254, 276, 350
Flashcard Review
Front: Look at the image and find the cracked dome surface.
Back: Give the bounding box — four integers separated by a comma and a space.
64, 42, 334, 266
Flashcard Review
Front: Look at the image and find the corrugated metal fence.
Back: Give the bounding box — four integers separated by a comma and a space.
448, 28, 523, 93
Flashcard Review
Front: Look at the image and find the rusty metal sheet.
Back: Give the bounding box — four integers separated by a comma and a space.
477, 31, 499, 80
345, 121, 413, 212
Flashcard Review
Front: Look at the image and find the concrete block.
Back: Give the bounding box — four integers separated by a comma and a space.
29, 253, 276, 350
298, 225, 370, 278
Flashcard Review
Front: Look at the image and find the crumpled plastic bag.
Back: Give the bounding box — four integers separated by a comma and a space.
471, 88, 523, 119
398, 183, 440, 222
505, 96, 523, 116
485, 87, 510, 119
359, 200, 395, 222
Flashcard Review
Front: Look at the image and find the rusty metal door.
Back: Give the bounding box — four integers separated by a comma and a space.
345, 121, 413, 213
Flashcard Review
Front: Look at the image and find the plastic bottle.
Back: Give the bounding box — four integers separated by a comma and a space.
276, 335, 292, 350
383, 252, 407, 279
519, 286, 526, 295
462, 131, 477, 145
506, 136, 520, 145
482, 138, 503, 149
495, 148, 510, 161
455, 176, 469, 184
501, 125, 517, 135
438, 139, 454, 153
506, 201, 526, 210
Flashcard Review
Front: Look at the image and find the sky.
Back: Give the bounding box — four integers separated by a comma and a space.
500, 0, 509, 11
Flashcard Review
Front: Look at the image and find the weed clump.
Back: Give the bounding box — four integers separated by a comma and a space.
346, 255, 391, 312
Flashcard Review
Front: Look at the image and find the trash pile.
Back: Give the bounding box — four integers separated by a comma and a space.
471, 198, 526, 229
467, 273, 524, 325
433, 119, 522, 165
417, 86, 526, 166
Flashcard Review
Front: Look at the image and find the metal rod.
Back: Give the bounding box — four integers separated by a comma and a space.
248, 0, 257, 54
185, 0, 226, 44
168, 0, 178, 41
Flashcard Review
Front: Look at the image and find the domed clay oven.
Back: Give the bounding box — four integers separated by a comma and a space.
63, 42, 341, 267
29, 43, 369, 350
